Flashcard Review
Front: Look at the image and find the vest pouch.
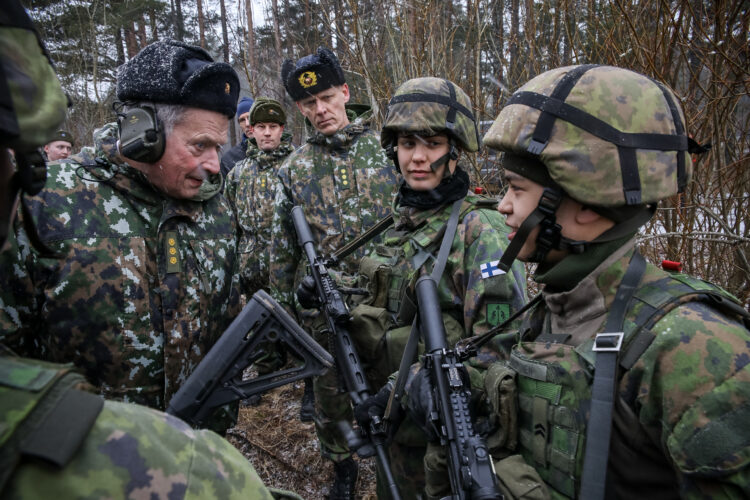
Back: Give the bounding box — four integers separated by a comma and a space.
350, 303, 395, 386
511, 342, 592, 499
493, 454, 551, 500
484, 361, 519, 457
356, 256, 392, 308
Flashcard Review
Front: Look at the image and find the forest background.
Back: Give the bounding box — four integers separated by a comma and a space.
25, 0, 749, 305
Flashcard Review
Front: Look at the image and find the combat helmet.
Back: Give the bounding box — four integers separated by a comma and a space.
483, 65, 705, 270
1, 0, 68, 251
382, 77, 480, 173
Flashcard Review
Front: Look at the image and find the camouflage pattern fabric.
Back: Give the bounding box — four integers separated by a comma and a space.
381, 77, 480, 153
482, 65, 691, 207
268, 108, 399, 462
361, 191, 526, 497
507, 240, 750, 499
225, 133, 294, 294
0, 356, 301, 500
0, 123, 242, 414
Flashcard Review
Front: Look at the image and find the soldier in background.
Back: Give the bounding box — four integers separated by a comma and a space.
0, 3, 298, 498
42, 129, 72, 161
224, 97, 314, 416
269, 46, 399, 499
0, 39, 244, 431
221, 96, 254, 177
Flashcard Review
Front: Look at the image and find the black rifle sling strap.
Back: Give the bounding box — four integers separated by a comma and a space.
385, 197, 464, 421
579, 251, 647, 500
330, 214, 394, 265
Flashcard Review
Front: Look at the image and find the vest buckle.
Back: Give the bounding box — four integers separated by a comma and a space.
593, 332, 624, 352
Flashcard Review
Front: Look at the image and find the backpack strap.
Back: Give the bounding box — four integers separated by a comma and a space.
620, 274, 750, 372
0, 357, 103, 490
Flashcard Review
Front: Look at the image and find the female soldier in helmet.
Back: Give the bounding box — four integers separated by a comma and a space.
346, 77, 527, 498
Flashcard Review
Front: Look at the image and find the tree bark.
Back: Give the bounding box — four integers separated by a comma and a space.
245, 0, 257, 77
219, 0, 230, 62
197, 0, 206, 48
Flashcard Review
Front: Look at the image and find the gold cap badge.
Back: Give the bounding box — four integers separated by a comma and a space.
299, 71, 318, 88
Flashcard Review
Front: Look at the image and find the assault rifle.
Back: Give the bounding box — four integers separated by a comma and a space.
414, 275, 502, 500
167, 289, 333, 427
291, 206, 401, 500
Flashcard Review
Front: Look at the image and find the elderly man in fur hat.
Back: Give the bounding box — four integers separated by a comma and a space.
0, 40, 244, 432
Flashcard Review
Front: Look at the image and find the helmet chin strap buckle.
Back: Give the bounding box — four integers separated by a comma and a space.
429, 143, 458, 174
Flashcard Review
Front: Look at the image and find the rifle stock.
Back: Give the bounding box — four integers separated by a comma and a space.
291, 205, 401, 500
167, 289, 333, 427
415, 275, 502, 500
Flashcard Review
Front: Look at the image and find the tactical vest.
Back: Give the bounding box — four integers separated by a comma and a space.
350, 196, 495, 387
510, 267, 750, 499
0, 357, 103, 490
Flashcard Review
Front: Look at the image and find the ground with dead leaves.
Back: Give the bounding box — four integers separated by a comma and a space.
226, 380, 378, 499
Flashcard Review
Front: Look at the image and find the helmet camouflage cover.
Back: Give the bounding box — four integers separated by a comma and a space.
0, 1, 67, 150
483, 65, 692, 207
382, 77, 480, 152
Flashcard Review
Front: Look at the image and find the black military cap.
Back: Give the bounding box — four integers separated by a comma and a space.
281, 47, 346, 101
116, 40, 240, 118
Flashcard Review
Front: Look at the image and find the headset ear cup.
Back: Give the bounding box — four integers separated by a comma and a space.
117, 105, 166, 163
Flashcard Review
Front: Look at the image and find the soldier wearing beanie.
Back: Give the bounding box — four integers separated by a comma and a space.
1, 39, 245, 433
268, 46, 400, 499
220, 96, 254, 177
225, 97, 297, 409
43, 129, 73, 161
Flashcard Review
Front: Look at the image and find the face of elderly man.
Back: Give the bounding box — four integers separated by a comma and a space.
143, 108, 228, 200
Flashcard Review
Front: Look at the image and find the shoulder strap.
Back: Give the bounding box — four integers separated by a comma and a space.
0, 359, 103, 490
580, 251, 647, 500
385, 198, 464, 423
620, 274, 750, 371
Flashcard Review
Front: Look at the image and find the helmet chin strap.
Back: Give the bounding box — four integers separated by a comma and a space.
429, 142, 459, 177
498, 187, 657, 272
387, 138, 459, 179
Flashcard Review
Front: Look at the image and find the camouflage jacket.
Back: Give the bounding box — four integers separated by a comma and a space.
0, 356, 300, 500
507, 239, 750, 499
351, 191, 527, 392
225, 134, 294, 294
268, 110, 399, 315
362, 191, 527, 337
0, 123, 241, 410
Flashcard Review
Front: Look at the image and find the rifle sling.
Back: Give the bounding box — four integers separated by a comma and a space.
385, 198, 464, 421
331, 214, 394, 264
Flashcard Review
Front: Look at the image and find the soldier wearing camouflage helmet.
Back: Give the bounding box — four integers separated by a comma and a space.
462, 65, 749, 498
349, 77, 527, 498
269, 46, 400, 498
0, 39, 245, 431
0, 3, 298, 499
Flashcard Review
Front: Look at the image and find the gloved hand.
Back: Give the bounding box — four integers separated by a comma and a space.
406, 368, 440, 442
354, 381, 403, 438
296, 275, 321, 309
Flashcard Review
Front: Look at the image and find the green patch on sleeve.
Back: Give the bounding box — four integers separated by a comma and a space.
487, 302, 511, 327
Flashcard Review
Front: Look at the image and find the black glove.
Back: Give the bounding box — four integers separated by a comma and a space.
354, 382, 403, 436
296, 275, 321, 309
407, 368, 440, 442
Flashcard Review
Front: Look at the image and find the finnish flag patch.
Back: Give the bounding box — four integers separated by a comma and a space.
480, 260, 505, 279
